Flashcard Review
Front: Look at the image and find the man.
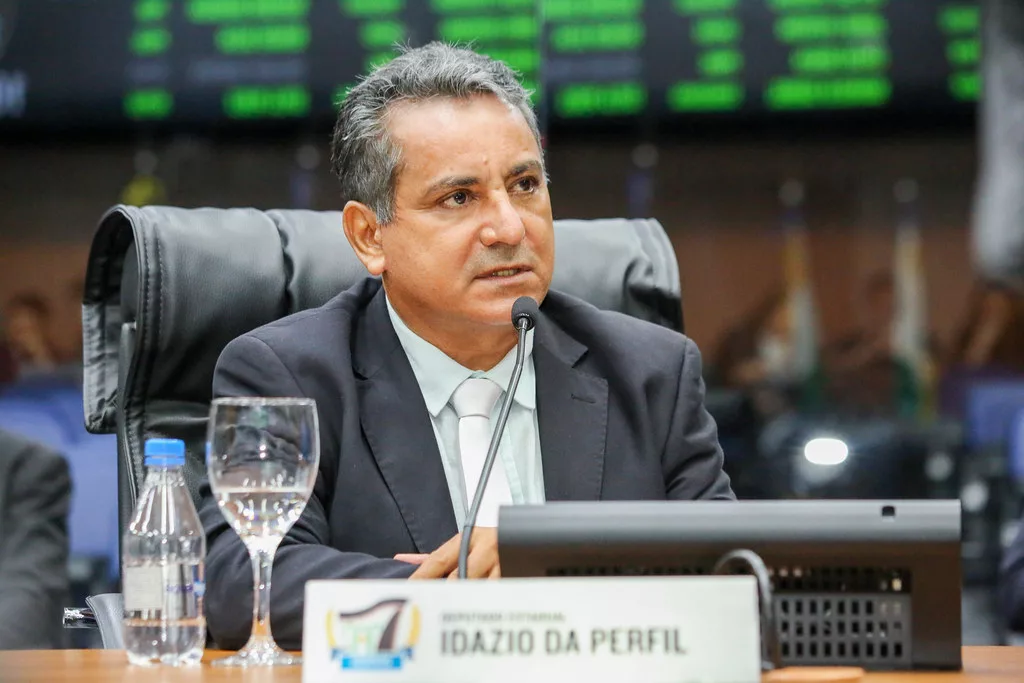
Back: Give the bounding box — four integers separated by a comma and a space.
199, 42, 734, 651
3, 293, 58, 381
1002, 520, 1024, 634
974, 0, 1024, 293
0, 428, 70, 649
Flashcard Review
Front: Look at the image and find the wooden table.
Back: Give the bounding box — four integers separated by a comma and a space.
0, 647, 1022, 682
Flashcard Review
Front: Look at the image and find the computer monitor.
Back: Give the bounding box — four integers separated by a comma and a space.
498, 500, 962, 671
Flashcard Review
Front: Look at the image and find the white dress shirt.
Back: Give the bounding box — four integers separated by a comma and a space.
385, 295, 545, 528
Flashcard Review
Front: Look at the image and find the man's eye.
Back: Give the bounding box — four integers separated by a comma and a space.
449, 191, 468, 205
514, 177, 537, 192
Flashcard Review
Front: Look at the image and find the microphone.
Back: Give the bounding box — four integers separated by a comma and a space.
457, 295, 539, 579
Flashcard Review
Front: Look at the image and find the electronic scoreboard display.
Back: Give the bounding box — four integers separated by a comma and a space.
0, 0, 980, 133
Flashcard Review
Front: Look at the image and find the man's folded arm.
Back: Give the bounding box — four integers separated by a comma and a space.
203, 335, 415, 651
662, 337, 736, 501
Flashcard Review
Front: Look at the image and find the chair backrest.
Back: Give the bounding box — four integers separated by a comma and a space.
64, 434, 120, 577
1007, 407, 1024, 485
82, 205, 684, 536
1, 377, 87, 436
965, 379, 1024, 450
0, 399, 72, 451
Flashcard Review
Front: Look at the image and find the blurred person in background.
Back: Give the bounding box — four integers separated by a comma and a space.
0, 337, 14, 386
712, 288, 814, 499
946, 281, 1024, 374
976, 0, 1024, 636
824, 272, 898, 414
2, 293, 58, 381
973, 0, 1024, 293
1002, 523, 1024, 635
0, 428, 70, 649
823, 271, 934, 417
995, 283, 1024, 633
2, 289, 84, 388
938, 281, 1024, 419
714, 287, 808, 419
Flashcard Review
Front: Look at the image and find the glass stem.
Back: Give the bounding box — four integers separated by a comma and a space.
248, 544, 277, 646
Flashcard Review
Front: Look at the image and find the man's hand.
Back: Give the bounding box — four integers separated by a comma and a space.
407, 528, 500, 579
394, 553, 428, 565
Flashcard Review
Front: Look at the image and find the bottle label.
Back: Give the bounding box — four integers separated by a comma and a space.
123, 566, 164, 611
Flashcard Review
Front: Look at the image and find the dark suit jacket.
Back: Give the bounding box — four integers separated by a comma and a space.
1000, 518, 1024, 631
0, 429, 70, 649
200, 278, 734, 650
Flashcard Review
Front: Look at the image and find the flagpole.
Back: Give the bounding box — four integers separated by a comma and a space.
893, 178, 935, 421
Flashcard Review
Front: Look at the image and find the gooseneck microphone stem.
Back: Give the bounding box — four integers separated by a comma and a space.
457, 297, 537, 579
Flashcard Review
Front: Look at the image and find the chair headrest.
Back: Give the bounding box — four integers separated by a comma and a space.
82, 206, 682, 434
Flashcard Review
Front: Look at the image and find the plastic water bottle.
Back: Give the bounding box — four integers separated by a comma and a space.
123, 438, 206, 666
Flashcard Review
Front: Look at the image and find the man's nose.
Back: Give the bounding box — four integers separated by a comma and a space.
480, 192, 526, 247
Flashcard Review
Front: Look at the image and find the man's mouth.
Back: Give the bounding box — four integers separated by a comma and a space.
481, 266, 530, 278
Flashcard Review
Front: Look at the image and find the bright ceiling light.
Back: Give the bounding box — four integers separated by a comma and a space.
803, 437, 849, 466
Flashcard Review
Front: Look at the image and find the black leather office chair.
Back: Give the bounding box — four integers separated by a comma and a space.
76, 205, 684, 645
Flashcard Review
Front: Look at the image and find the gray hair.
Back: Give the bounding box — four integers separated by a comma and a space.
330, 42, 543, 225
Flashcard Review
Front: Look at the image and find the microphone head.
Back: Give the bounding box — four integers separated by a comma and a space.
511, 296, 539, 331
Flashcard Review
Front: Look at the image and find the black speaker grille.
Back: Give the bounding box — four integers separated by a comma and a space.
547, 566, 709, 577
545, 564, 914, 668
777, 593, 912, 666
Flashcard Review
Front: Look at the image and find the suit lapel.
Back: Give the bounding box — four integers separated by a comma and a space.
534, 309, 608, 502
353, 287, 458, 553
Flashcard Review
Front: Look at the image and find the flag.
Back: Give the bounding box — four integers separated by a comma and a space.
779, 181, 823, 407
891, 179, 935, 419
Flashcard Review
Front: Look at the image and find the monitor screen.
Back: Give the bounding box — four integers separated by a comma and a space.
497, 500, 962, 670
0, 0, 979, 133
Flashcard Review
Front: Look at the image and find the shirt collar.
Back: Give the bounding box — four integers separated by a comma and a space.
385, 292, 536, 417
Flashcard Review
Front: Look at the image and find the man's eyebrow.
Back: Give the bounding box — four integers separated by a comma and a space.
506, 160, 543, 178
424, 175, 479, 196
423, 161, 543, 196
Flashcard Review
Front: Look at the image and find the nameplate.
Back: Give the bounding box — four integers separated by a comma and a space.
301, 577, 761, 683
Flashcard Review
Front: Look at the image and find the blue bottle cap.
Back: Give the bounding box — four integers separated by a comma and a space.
144, 438, 185, 466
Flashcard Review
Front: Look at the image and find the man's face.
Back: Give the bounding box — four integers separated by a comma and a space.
379, 94, 554, 331
5, 305, 47, 359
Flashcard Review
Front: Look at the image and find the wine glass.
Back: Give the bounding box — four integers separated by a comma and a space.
206, 397, 320, 667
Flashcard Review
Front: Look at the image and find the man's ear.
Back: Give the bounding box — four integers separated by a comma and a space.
342, 200, 385, 276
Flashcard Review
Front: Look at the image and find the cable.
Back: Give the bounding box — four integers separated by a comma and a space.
712, 548, 782, 672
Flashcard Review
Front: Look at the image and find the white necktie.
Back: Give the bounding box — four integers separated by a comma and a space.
450, 377, 513, 527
